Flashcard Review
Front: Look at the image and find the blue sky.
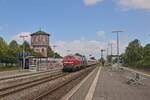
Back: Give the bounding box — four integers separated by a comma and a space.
0, 0, 150, 58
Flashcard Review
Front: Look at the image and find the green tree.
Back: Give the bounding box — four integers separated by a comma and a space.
8, 40, 20, 64
54, 52, 62, 58
20, 41, 31, 52
0, 37, 8, 63
48, 51, 54, 57
47, 46, 61, 58
19, 41, 43, 57
9, 40, 19, 49
123, 39, 143, 67
141, 44, 150, 68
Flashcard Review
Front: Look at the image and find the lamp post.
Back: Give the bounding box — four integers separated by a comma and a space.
108, 43, 113, 64
101, 49, 105, 59
101, 49, 105, 66
19, 35, 28, 70
112, 30, 123, 67
107, 46, 108, 58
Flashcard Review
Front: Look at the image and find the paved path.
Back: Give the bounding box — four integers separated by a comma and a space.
62, 66, 150, 100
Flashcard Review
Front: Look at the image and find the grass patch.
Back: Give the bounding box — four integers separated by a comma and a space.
0, 66, 19, 72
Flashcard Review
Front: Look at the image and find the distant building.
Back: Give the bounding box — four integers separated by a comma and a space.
31, 30, 50, 57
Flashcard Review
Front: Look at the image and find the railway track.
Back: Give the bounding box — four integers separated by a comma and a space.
0, 71, 68, 98
0, 69, 62, 90
0, 64, 97, 100
33, 66, 96, 100
0, 68, 62, 81
33, 74, 76, 100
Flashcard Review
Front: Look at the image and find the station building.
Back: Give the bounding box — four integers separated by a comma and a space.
30, 30, 50, 57
29, 30, 63, 71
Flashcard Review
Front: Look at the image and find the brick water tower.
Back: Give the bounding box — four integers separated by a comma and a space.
31, 30, 50, 57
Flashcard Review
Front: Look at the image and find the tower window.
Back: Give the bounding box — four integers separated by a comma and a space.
42, 48, 44, 52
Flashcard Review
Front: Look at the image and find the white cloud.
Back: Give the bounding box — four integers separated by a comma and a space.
107, 39, 126, 55
83, 0, 104, 6
96, 31, 105, 37
12, 32, 31, 44
53, 38, 127, 59
120, 44, 127, 54
111, 40, 117, 45
116, 0, 150, 11
84, 0, 150, 11
121, 35, 128, 41
53, 39, 107, 59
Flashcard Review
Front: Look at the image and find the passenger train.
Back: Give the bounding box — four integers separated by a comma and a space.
62, 54, 88, 72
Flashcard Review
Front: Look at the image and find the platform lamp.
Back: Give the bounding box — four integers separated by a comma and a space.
112, 30, 123, 68
100, 49, 105, 66
108, 43, 113, 64
19, 35, 28, 70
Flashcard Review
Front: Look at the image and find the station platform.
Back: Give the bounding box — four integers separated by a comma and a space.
61, 65, 150, 100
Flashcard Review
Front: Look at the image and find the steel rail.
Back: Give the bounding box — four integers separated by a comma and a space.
33, 66, 96, 100
0, 72, 68, 97
0, 68, 62, 81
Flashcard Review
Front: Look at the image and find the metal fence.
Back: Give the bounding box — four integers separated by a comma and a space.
29, 58, 63, 71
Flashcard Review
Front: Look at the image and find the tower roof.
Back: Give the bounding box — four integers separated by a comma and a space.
31, 30, 50, 36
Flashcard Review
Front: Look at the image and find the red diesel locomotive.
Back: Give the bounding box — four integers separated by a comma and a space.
62, 54, 87, 72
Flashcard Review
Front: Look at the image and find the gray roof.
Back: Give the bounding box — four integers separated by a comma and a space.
31, 30, 50, 36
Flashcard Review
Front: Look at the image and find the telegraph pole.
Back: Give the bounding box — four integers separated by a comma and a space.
108, 43, 113, 64
107, 47, 108, 58
52, 45, 57, 62
108, 43, 113, 56
20, 35, 28, 70
112, 30, 123, 67
101, 49, 105, 59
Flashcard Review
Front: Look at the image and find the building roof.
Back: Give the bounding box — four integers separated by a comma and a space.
31, 30, 50, 36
